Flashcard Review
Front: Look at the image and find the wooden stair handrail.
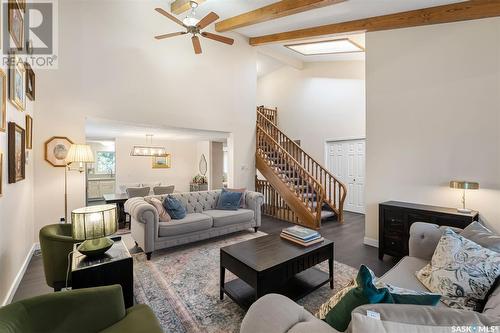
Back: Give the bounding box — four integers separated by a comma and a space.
257, 108, 347, 222
257, 124, 325, 224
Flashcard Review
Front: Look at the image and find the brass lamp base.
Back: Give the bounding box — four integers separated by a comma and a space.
77, 237, 114, 257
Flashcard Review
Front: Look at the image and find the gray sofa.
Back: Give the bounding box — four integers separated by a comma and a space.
125, 190, 263, 260
241, 222, 500, 333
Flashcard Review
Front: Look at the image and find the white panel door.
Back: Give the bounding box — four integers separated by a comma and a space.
326, 139, 365, 214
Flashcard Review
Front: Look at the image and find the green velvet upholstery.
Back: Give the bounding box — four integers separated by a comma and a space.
0, 285, 162, 333
39, 223, 78, 290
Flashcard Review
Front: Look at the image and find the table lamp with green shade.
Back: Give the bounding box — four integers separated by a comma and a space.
72, 204, 118, 257
449, 180, 479, 213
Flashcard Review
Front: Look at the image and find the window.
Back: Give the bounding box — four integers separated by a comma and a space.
96, 151, 115, 174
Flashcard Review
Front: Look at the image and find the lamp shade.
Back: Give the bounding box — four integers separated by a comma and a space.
71, 204, 117, 241
66, 144, 94, 164
449, 180, 479, 190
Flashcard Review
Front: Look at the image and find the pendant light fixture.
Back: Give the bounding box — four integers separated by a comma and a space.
130, 134, 167, 157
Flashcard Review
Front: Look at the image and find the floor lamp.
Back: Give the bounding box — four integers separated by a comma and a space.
64, 144, 94, 223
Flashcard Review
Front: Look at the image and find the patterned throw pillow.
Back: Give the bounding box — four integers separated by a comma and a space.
416, 228, 500, 311
316, 279, 356, 319
149, 197, 171, 222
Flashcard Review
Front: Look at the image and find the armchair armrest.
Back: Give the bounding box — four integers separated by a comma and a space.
240, 294, 336, 333
0, 285, 126, 333
126, 197, 158, 253
245, 191, 264, 227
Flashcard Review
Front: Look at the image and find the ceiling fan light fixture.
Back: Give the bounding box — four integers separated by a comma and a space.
183, 1, 200, 27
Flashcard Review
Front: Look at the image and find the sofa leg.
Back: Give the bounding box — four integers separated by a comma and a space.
254, 227, 259, 233
146, 252, 152, 260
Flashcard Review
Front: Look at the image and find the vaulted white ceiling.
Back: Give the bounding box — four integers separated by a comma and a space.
185, 0, 465, 63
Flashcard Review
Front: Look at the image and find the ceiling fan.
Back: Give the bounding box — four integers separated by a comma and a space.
154, 1, 234, 55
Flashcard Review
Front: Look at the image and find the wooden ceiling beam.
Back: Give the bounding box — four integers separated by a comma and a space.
249, 0, 500, 46
215, 0, 346, 33
171, 0, 206, 15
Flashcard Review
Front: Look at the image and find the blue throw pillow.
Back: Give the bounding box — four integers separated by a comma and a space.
162, 196, 186, 220
216, 188, 243, 211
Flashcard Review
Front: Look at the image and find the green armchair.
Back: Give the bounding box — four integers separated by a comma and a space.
39, 223, 78, 291
0, 285, 162, 333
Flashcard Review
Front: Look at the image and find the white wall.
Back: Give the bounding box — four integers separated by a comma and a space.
257, 61, 365, 163
0, 71, 35, 304
115, 137, 198, 193
34, 0, 257, 234
365, 18, 500, 243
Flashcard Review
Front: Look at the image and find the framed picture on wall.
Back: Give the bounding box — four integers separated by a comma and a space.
44, 136, 73, 167
25, 115, 32, 149
0, 69, 5, 132
25, 62, 35, 101
8, 1, 24, 51
8, 122, 25, 183
152, 154, 171, 169
9, 53, 26, 111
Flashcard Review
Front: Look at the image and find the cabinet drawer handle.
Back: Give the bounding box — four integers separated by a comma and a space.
391, 218, 396, 222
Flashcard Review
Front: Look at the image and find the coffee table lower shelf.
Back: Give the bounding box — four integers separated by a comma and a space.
221, 267, 330, 310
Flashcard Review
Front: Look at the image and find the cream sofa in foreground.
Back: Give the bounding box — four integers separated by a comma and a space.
240, 222, 500, 333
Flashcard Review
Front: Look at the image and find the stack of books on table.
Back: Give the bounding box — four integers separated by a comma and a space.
280, 226, 324, 247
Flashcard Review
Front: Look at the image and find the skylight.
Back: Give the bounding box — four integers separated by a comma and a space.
285, 38, 364, 56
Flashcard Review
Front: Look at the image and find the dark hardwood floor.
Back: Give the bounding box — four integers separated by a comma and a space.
13, 212, 397, 302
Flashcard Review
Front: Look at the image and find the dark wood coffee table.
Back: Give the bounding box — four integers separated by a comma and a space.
220, 234, 334, 309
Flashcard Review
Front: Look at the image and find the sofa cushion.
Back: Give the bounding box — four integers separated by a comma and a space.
378, 256, 431, 294
351, 304, 500, 333
158, 213, 212, 237
483, 278, 500, 317
461, 221, 500, 253
100, 304, 163, 333
203, 209, 254, 227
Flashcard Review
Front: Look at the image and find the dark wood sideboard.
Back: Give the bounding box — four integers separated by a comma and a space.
379, 201, 479, 260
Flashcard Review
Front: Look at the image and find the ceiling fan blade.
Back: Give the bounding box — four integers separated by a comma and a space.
196, 12, 219, 29
155, 32, 187, 40
201, 32, 234, 45
192, 36, 202, 54
155, 8, 185, 27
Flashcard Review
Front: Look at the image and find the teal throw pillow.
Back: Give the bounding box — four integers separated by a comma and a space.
216, 188, 243, 211
162, 196, 186, 219
324, 265, 442, 332
324, 265, 394, 331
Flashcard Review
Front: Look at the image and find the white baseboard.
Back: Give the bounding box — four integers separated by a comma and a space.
363, 237, 379, 248
2, 242, 38, 306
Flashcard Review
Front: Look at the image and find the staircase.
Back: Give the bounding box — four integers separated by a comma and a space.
255, 106, 346, 230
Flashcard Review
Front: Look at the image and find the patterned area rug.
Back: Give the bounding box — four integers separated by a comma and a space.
133, 231, 357, 333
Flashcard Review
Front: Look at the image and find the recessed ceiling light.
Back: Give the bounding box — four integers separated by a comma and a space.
285, 38, 364, 56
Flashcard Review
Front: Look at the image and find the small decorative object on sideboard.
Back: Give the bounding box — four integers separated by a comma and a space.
190, 174, 208, 191
379, 201, 478, 260
449, 180, 479, 213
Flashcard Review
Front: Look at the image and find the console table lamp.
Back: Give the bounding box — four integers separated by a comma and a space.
449, 180, 479, 213
64, 144, 94, 223
72, 204, 117, 257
